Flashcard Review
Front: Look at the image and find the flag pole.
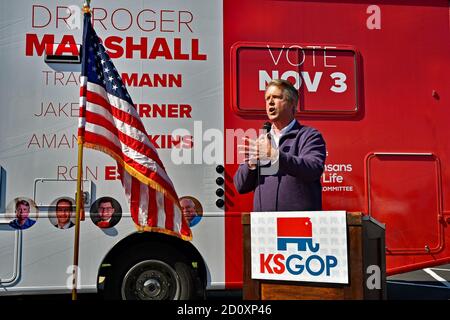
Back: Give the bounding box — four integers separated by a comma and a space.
72, 0, 91, 301
72, 137, 84, 301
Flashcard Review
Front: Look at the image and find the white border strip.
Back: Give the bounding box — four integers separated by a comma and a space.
423, 268, 450, 288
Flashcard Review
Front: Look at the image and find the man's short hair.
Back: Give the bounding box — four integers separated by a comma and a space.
56, 198, 72, 210
16, 199, 30, 210
181, 198, 195, 208
98, 197, 114, 207
266, 79, 299, 111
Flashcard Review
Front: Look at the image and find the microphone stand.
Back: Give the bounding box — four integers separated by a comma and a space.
257, 158, 262, 211
257, 123, 272, 211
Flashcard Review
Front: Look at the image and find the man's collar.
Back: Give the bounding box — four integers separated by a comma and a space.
271, 119, 297, 136
277, 120, 302, 145
58, 221, 71, 229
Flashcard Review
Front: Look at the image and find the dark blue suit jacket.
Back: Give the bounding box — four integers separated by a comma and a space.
234, 121, 326, 211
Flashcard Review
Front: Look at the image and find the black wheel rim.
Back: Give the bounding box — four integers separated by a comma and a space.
121, 260, 181, 300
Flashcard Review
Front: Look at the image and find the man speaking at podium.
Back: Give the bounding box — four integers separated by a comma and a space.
234, 79, 326, 212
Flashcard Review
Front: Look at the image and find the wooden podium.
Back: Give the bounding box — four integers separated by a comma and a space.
242, 212, 386, 300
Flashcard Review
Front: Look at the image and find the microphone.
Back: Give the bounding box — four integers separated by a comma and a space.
263, 122, 272, 139
262, 121, 272, 158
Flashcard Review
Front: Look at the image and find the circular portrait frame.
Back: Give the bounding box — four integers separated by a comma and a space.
49, 197, 76, 230
6, 197, 39, 230
179, 196, 203, 227
90, 196, 122, 229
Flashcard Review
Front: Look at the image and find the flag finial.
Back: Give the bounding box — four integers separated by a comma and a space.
83, 0, 91, 13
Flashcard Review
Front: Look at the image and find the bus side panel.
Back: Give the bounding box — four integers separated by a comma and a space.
224, 0, 450, 285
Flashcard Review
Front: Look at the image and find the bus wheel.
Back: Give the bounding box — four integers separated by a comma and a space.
104, 246, 196, 300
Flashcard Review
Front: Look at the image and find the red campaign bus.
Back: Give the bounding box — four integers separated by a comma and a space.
223, 0, 450, 288
0, 0, 448, 299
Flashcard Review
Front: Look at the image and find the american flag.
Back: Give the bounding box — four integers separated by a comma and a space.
78, 12, 192, 240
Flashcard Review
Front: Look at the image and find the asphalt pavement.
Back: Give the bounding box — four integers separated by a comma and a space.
387, 264, 450, 300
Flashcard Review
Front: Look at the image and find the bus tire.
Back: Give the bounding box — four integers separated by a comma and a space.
103, 245, 197, 300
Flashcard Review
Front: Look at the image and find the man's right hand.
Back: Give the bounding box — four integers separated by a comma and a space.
238, 136, 274, 170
